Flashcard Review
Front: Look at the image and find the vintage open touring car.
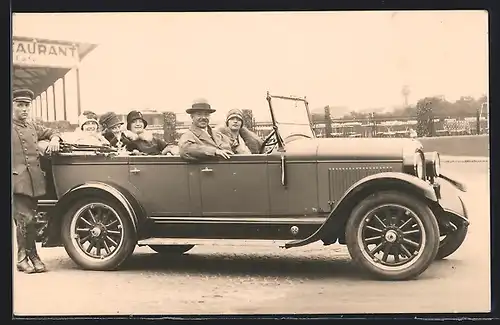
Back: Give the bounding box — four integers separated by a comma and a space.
35, 92, 469, 281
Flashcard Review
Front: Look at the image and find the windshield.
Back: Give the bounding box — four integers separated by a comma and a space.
269, 96, 315, 140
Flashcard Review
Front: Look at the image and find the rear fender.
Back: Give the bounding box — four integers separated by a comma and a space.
42, 181, 147, 247
283, 172, 438, 249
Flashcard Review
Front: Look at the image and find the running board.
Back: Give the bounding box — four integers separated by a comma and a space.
137, 238, 291, 248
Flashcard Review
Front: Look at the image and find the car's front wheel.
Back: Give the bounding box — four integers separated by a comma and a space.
61, 197, 137, 271
149, 245, 195, 254
345, 191, 440, 281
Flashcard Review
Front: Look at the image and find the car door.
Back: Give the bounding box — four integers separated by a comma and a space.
188, 154, 270, 217
128, 155, 196, 217
267, 151, 320, 218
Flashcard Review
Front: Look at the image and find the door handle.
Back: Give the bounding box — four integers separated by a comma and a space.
201, 167, 213, 173
130, 168, 141, 174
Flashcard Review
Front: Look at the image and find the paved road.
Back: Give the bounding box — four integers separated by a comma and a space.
13, 162, 490, 316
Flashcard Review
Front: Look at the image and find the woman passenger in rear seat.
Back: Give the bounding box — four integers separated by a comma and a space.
73, 111, 110, 146
216, 109, 263, 154
123, 110, 179, 155
99, 111, 132, 151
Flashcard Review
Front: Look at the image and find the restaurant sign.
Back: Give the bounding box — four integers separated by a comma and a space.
13, 39, 80, 68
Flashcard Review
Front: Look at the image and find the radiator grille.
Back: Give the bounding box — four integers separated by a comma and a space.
328, 165, 393, 204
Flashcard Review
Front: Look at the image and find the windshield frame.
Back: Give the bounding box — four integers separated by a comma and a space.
265, 92, 316, 151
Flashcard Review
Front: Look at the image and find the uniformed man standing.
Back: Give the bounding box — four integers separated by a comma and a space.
12, 89, 61, 273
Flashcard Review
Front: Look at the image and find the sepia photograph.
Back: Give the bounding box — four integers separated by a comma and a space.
11, 10, 490, 316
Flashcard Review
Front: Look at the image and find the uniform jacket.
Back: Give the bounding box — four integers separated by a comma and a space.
12, 118, 60, 198
178, 125, 232, 161
215, 125, 263, 154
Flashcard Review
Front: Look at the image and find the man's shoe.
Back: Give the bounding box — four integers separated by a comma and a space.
29, 254, 47, 273
16, 259, 35, 274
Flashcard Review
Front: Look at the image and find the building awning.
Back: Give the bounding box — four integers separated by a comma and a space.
12, 36, 98, 97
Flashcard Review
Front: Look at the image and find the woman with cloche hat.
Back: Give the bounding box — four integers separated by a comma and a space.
123, 110, 178, 155
73, 111, 110, 146
216, 108, 263, 154
99, 111, 132, 150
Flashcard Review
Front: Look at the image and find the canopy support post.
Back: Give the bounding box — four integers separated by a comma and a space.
76, 67, 82, 117
62, 76, 67, 121
37, 97, 41, 118
44, 91, 49, 121
52, 85, 57, 121
33, 97, 37, 119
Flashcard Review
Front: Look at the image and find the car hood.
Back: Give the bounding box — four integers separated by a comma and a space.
284, 137, 423, 160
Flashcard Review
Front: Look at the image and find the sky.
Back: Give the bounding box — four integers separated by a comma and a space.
12, 11, 488, 123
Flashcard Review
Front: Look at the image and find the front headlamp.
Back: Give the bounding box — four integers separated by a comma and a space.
424, 151, 441, 178
414, 152, 424, 179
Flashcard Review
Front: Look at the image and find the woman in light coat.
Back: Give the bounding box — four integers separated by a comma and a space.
216, 109, 263, 154
73, 111, 110, 146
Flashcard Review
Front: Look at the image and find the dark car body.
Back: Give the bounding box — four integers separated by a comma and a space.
35, 93, 469, 280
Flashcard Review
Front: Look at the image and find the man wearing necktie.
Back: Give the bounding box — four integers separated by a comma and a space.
178, 98, 233, 161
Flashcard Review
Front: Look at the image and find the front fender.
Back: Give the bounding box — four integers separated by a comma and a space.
432, 177, 469, 226
283, 172, 438, 249
42, 181, 147, 247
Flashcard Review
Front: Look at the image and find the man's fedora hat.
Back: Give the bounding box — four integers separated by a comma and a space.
13, 89, 34, 103
186, 98, 216, 114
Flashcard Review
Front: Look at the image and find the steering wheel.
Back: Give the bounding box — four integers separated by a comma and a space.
260, 130, 279, 154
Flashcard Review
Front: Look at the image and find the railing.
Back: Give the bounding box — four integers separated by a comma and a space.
42, 114, 488, 143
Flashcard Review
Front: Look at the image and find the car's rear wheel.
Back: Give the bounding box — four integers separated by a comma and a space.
61, 197, 137, 271
148, 245, 194, 254
436, 220, 468, 260
345, 191, 439, 281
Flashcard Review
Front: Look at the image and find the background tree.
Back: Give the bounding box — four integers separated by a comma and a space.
324, 106, 332, 138
416, 97, 435, 137
338, 94, 487, 121
163, 111, 178, 143
242, 109, 255, 131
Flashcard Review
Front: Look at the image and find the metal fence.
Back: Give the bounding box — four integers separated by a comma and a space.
41, 113, 489, 142
249, 116, 488, 139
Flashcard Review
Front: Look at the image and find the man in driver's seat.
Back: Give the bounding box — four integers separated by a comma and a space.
178, 99, 233, 161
